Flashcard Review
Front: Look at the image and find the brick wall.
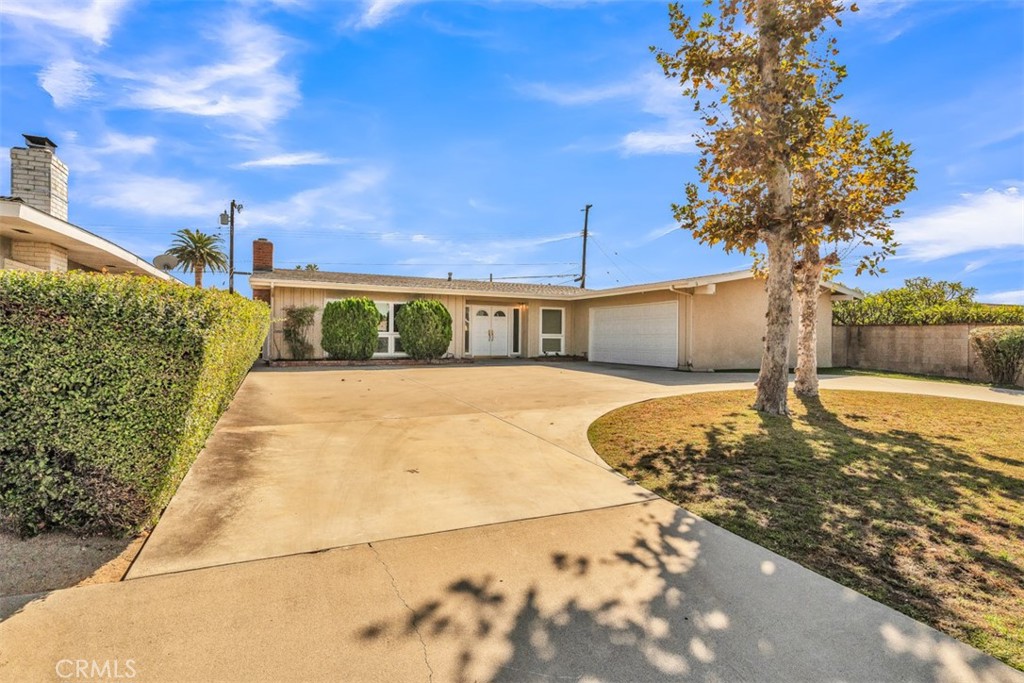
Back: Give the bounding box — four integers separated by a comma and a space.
833, 324, 1023, 386
10, 146, 69, 221
11, 240, 69, 272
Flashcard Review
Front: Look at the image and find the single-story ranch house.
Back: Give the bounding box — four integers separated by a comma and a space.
249, 238, 859, 369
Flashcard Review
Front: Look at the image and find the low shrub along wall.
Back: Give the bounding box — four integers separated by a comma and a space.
0, 271, 269, 536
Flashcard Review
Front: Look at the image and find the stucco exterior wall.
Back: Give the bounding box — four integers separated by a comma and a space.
690, 278, 832, 370
832, 324, 1023, 386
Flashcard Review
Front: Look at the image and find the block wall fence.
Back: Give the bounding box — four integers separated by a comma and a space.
832, 324, 1023, 387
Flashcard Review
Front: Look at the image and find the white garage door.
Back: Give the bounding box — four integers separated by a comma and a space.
589, 301, 679, 368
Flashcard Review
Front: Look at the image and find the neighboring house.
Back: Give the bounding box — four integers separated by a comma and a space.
250, 238, 860, 370
1, 135, 170, 280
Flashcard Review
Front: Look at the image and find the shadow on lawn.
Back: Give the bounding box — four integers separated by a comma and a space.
625, 392, 1023, 664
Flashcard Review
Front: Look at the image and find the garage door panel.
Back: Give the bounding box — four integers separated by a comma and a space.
589, 302, 678, 368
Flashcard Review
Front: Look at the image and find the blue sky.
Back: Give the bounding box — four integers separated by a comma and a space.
1, 0, 1022, 301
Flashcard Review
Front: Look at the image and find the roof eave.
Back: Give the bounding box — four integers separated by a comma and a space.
247, 275, 573, 300
0, 200, 172, 280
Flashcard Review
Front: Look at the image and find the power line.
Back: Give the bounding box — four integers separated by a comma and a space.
590, 236, 634, 285
467, 273, 578, 281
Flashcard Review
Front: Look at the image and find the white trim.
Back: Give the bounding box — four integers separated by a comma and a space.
539, 306, 565, 356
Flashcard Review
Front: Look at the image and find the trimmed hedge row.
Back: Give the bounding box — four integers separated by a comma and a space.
0, 271, 269, 536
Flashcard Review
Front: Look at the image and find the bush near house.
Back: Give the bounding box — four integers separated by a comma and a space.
395, 299, 452, 360
0, 271, 269, 536
970, 326, 1024, 386
321, 297, 382, 360
283, 305, 318, 360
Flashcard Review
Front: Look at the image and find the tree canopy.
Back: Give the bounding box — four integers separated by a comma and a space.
655, 0, 849, 415
167, 229, 227, 289
834, 278, 1024, 325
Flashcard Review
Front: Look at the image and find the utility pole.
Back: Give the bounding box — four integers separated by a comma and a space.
579, 204, 592, 289
220, 200, 243, 294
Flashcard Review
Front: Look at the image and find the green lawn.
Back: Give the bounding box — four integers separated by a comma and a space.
589, 390, 1024, 669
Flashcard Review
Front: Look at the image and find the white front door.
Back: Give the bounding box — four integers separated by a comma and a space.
470, 306, 512, 356
491, 309, 509, 356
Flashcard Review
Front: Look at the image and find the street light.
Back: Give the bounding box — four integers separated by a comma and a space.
220, 200, 243, 294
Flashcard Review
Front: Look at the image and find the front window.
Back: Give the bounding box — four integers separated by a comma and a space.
375, 302, 407, 356
540, 307, 564, 355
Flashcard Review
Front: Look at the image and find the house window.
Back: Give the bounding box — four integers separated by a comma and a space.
464, 306, 470, 355
540, 307, 564, 355
375, 302, 407, 356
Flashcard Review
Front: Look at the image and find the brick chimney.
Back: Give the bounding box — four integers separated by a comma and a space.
253, 238, 273, 271
10, 134, 69, 221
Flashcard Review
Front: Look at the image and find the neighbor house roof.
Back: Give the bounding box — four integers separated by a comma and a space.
0, 198, 171, 280
250, 267, 862, 301
252, 268, 583, 298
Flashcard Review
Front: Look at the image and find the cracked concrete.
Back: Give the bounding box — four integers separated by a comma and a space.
369, 542, 434, 683
2, 364, 1022, 682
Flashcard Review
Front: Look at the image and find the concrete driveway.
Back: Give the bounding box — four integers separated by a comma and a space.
3, 364, 1022, 682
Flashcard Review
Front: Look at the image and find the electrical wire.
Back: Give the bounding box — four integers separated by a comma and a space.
590, 236, 634, 285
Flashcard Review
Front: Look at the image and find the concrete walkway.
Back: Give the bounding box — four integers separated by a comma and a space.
2, 364, 1022, 682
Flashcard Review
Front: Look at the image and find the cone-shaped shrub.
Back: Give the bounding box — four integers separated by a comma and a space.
321, 297, 382, 360
395, 299, 452, 360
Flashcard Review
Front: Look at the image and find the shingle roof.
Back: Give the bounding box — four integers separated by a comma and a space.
259, 268, 584, 296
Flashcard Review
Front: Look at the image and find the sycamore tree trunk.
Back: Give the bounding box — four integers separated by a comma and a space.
794, 244, 825, 397
754, 230, 795, 415
752, 0, 795, 416
194, 261, 204, 288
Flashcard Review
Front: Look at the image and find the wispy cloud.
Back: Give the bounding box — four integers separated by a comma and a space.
99, 131, 158, 155
115, 16, 298, 129
520, 70, 696, 156
517, 81, 635, 106
1, 0, 133, 45
894, 187, 1024, 261
353, 0, 423, 29
241, 167, 391, 229
85, 173, 224, 219
235, 152, 341, 169
978, 289, 1024, 305
626, 222, 679, 247
38, 58, 95, 107
620, 129, 695, 156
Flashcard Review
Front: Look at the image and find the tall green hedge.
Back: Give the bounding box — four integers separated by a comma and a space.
0, 271, 269, 536
395, 299, 452, 360
321, 298, 382, 360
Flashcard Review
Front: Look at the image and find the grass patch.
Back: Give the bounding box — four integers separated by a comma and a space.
589, 389, 1024, 669
820, 367, 1010, 388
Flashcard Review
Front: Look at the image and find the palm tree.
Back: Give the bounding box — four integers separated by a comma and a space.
167, 229, 227, 288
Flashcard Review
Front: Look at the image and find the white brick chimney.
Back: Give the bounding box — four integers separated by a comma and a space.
10, 134, 69, 222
